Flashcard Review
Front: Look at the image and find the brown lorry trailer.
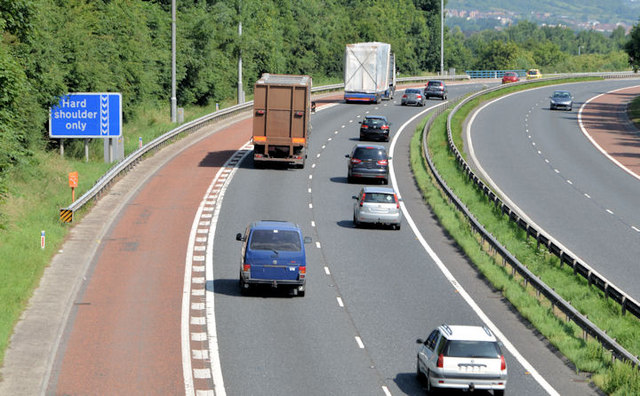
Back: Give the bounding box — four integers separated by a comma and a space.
252, 73, 312, 168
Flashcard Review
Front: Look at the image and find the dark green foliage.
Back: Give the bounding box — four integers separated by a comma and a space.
0, 0, 632, 204
625, 23, 640, 72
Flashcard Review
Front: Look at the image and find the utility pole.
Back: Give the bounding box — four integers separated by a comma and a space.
238, 0, 245, 104
171, 0, 177, 122
440, 0, 444, 76
238, 21, 244, 104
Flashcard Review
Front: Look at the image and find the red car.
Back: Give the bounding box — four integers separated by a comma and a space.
502, 72, 519, 84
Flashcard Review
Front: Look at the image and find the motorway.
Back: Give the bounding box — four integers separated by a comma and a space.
0, 82, 605, 395
467, 80, 640, 304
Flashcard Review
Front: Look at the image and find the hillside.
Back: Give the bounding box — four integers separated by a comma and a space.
446, 0, 640, 32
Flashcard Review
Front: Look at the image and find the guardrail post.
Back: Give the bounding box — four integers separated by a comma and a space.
622, 296, 627, 316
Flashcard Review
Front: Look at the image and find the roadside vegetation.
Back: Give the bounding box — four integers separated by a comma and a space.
410, 80, 640, 394
627, 95, 640, 129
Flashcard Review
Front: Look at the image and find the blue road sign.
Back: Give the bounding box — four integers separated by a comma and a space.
49, 93, 122, 138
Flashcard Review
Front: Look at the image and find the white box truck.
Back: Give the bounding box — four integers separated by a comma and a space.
344, 42, 396, 103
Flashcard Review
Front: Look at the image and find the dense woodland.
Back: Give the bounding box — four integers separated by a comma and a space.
0, 0, 635, 220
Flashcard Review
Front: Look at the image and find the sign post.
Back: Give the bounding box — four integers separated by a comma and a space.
49, 93, 122, 162
68, 171, 78, 202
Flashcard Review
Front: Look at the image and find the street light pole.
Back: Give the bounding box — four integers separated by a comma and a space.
237, 0, 245, 104
171, 0, 177, 123
440, 0, 444, 76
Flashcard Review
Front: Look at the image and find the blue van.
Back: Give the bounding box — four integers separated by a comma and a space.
235, 221, 311, 297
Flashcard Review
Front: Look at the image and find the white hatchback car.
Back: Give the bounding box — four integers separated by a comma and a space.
352, 186, 402, 230
416, 324, 507, 395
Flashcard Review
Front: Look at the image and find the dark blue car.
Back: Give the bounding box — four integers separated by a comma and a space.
236, 221, 311, 296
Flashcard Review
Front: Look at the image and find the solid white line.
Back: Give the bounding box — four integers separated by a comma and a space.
182, 144, 252, 396
632, 226, 640, 232
391, 100, 559, 396
578, 85, 640, 182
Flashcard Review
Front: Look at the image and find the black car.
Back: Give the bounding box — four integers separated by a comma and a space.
425, 80, 448, 100
346, 144, 390, 184
359, 115, 390, 142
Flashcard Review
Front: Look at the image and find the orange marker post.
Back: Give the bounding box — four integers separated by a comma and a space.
68, 171, 78, 202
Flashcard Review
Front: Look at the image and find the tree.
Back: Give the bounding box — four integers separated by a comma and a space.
624, 22, 640, 71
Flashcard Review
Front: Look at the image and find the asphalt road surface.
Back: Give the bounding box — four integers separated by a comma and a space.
0, 82, 602, 396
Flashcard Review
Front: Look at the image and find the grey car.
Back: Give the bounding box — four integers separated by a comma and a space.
352, 186, 402, 230
425, 80, 448, 100
346, 144, 390, 184
549, 90, 573, 111
401, 88, 426, 106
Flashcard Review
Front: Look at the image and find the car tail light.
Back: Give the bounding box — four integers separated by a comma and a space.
394, 194, 399, 209
299, 266, 306, 278
294, 111, 304, 117
360, 193, 365, 207
416, 95, 422, 99
292, 137, 306, 144
377, 159, 388, 165
402, 94, 407, 98
255, 109, 265, 115
437, 354, 444, 368
253, 136, 267, 142
361, 125, 368, 129
500, 355, 506, 371
351, 158, 362, 164
243, 264, 251, 272
381, 125, 389, 130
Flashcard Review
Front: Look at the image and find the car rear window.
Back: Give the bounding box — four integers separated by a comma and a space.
364, 118, 386, 126
364, 193, 396, 203
405, 89, 419, 94
354, 147, 387, 160
428, 81, 442, 87
250, 229, 301, 251
443, 340, 500, 358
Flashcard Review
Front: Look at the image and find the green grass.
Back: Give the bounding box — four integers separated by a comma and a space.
409, 79, 640, 394
628, 95, 640, 130
0, 97, 242, 366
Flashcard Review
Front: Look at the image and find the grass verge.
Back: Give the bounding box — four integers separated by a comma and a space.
410, 80, 640, 395
0, 97, 241, 367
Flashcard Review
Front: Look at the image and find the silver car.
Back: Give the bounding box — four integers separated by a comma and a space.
549, 90, 573, 111
352, 186, 402, 230
416, 324, 507, 395
401, 88, 426, 106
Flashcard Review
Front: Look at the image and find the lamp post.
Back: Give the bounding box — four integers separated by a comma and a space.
238, 0, 245, 104
440, 0, 444, 76
171, 0, 177, 123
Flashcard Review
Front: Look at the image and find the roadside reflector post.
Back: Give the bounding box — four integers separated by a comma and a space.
68, 171, 78, 203
139, 136, 142, 149
41, 230, 45, 249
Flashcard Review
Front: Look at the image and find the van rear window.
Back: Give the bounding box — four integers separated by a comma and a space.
250, 229, 302, 251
